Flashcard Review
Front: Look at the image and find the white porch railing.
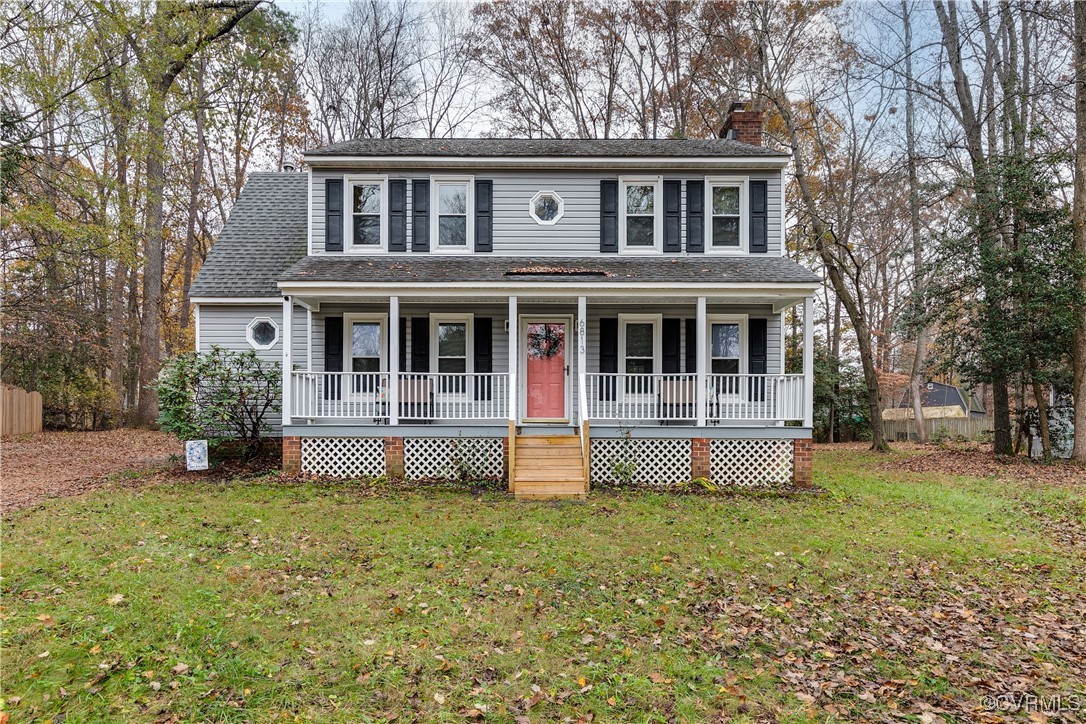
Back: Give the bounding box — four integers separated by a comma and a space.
584, 373, 805, 423
289, 371, 509, 422
397, 373, 509, 421
585, 373, 698, 422
290, 372, 391, 421
707, 374, 805, 422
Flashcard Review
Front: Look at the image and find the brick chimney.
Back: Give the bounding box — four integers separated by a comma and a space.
719, 101, 764, 146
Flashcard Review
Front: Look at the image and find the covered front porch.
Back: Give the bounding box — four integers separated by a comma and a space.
278, 293, 815, 431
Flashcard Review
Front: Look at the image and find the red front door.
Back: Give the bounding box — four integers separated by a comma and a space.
525, 322, 567, 419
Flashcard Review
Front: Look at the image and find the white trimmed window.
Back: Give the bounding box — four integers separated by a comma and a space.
346, 176, 388, 251
431, 314, 474, 393
707, 315, 747, 397
619, 176, 662, 253
431, 176, 474, 252
529, 190, 564, 225
705, 176, 749, 253
344, 315, 387, 392
246, 317, 279, 350
618, 314, 661, 396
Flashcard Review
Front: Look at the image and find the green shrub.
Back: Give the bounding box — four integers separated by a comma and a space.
155, 347, 280, 460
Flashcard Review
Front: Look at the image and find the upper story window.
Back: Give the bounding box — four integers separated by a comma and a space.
619, 176, 662, 253
705, 177, 749, 253
346, 176, 387, 252
529, 190, 564, 225
432, 176, 474, 252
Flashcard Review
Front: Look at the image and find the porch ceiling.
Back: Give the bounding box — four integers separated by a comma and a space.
289, 293, 809, 313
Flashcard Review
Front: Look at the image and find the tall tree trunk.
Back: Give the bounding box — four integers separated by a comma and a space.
136, 78, 168, 427
903, 0, 928, 443
1073, 1, 1086, 464
180, 58, 207, 334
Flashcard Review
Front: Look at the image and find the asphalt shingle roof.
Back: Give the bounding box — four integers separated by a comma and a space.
278, 256, 821, 286
304, 137, 789, 159
189, 173, 309, 298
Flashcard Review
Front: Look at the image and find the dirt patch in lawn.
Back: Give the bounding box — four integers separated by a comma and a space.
1, 429, 179, 513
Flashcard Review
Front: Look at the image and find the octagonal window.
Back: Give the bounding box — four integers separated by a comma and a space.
529, 190, 564, 225
246, 317, 279, 350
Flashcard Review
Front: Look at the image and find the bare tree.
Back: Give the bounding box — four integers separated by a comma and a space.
297, 0, 420, 144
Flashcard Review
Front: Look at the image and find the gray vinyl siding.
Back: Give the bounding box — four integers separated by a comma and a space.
309, 168, 783, 256
303, 303, 782, 378
195, 303, 307, 429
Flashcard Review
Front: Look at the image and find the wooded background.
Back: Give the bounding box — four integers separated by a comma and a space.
2, 0, 1084, 461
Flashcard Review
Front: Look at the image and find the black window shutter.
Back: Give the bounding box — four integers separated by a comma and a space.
325, 179, 343, 252
663, 180, 681, 253
398, 317, 407, 370
473, 317, 493, 400
412, 180, 429, 252
686, 179, 704, 253
388, 179, 407, 251
410, 317, 429, 372
324, 315, 343, 399
599, 318, 618, 400
750, 179, 768, 253
749, 317, 768, 402
600, 180, 618, 253
662, 318, 681, 373
685, 318, 697, 373
475, 180, 493, 252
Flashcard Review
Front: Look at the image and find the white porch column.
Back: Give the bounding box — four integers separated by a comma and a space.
508, 295, 518, 422
282, 296, 293, 425
696, 296, 707, 426
388, 296, 399, 425
577, 296, 587, 424
803, 295, 814, 428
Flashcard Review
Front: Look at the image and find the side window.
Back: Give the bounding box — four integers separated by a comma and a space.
246, 317, 279, 350
432, 177, 473, 252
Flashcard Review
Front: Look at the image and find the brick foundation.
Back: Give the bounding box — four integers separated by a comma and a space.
384, 436, 404, 479
691, 437, 711, 480
792, 438, 813, 487
282, 436, 301, 475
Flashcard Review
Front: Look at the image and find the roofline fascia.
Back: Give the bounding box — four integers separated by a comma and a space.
276, 280, 820, 297
301, 154, 791, 170
190, 296, 282, 304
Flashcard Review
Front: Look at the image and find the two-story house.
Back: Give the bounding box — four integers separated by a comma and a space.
189, 109, 820, 498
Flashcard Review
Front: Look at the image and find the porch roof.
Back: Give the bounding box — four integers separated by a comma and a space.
278, 255, 821, 288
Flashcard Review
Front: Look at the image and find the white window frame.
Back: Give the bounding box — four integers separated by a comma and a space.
344, 175, 389, 253
245, 317, 279, 350
528, 190, 564, 225
343, 314, 388, 400
706, 314, 748, 401
704, 176, 749, 255
619, 175, 663, 254
618, 314, 661, 400
430, 314, 474, 396
430, 175, 475, 254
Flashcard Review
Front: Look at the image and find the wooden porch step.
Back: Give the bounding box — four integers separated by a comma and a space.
513, 434, 586, 498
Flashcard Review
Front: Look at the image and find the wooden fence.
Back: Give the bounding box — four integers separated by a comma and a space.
2, 385, 43, 435
882, 416, 994, 441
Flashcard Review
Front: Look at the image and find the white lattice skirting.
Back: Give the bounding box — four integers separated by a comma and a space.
404, 438, 505, 481
710, 439, 793, 486
300, 437, 386, 478
590, 438, 691, 486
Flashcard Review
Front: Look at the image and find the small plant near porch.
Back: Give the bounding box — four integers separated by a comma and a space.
156, 347, 280, 460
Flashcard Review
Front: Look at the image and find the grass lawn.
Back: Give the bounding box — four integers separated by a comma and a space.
3, 446, 1084, 722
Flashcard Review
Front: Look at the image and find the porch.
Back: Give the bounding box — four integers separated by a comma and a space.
277, 289, 815, 495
